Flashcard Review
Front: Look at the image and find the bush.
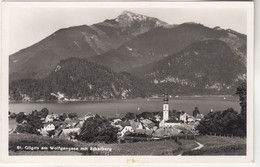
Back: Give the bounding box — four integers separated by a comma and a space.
79, 114, 119, 143
16, 112, 27, 124
198, 108, 241, 136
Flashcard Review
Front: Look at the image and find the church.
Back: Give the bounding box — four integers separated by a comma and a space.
159, 91, 181, 128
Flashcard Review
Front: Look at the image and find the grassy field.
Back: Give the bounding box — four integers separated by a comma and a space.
9, 134, 197, 155
9, 119, 18, 131
182, 135, 246, 155
9, 134, 246, 156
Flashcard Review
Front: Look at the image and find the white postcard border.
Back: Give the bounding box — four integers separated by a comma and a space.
0, 1, 254, 164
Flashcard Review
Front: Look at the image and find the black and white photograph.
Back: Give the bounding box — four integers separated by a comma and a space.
1, 1, 254, 164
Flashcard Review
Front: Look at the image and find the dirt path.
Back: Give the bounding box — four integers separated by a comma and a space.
192, 141, 204, 150
176, 140, 204, 156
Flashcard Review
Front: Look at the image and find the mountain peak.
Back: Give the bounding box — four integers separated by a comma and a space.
116, 10, 149, 22
121, 10, 136, 16
115, 11, 167, 27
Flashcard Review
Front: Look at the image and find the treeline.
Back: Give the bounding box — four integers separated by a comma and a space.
197, 82, 246, 137
139, 40, 246, 95
78, 115, 119, 143
10, 108, 79, 135
13, 108, 49, 135
10, 108, 119, 144
9, 58, 157, 101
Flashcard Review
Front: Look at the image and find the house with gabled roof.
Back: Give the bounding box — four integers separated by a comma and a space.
159, 119, 181, 128
118, 125, 134, 138
129, 120, 143, 131
57, 128, 80, 140
140, 119, 155, 130
83, 112, 95, 121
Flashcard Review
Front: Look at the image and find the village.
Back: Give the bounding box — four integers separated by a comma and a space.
9, 92, 204, 142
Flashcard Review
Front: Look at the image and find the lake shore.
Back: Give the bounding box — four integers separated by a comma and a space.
9, 97, 240, 118
9, 95, 239, 103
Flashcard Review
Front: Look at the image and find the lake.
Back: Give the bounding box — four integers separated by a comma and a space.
9, 96, 241, 118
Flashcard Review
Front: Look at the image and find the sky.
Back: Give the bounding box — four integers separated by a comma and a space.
3, 3, 247, 55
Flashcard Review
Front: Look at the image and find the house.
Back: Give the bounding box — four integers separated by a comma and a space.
152, 127, 182, 138
172, 124, 192, 134
39, 123, 56, 136
42, 123, 55, 131
118, 125, 134, 138
64, 118, 81, 128
111, 119, 123, 131
187, 122, 198, 131
140, 119, 155, 130
57, 128, 80, 140
159, 119, 181, 128
83, 112, 95, 121
112, 118, 122, 124
164, 127, 182, 136
154, 115, 161, 122
179, 112, 188, 123
194, 114, 204, 122
129, 120, 143, 131
45, 114, 59, 122
152, 128, 165, 138
45, 116, 54, 122
135, 129, 153, 136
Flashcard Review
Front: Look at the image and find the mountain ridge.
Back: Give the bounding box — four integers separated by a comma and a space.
88, 22, 246, 72
9, 11, 247, 98
129, 39, 246, 95
9, 57, 158, 101
9, 11, 167, 81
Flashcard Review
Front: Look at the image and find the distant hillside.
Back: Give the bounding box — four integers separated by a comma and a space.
88, 23, 246, 72
9, 11, 247, 97
9, 11, 166, 81
9, 58, 158, 101
130, 39, 246, 95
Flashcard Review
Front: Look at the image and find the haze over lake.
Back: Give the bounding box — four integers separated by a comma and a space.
9, 96, 240, 118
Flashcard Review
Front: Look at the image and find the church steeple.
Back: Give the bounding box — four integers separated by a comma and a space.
163, 89, 169, 121
164, 91, 168, 104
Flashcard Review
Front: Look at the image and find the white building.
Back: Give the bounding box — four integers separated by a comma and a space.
179, 112, 188, 123
159, 120, 181, 128
162, 92, 169, 121
42, 124, 55, 131
118, 126, 134, 138
159, 91, 182, 128
83, 112, 95, 121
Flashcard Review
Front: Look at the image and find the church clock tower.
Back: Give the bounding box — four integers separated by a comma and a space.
163, 91, 169, 121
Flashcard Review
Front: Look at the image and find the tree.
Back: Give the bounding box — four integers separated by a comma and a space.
47, 130, 55, 137
193, 107, 200, 117
68, 113, 77, 119
236, 82, 247, 116
197, 83, 247, 137
79, 114, 118, 143
140, 112, 154, 120
9, 112, 17, 119
59, 113, 67, 121
197, 108, 239, 136
235, 82, 247, 137
15, 109, 45, 135
39, 108, 49, 118
124, 112, 136, 120
16, 112, 27, 124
